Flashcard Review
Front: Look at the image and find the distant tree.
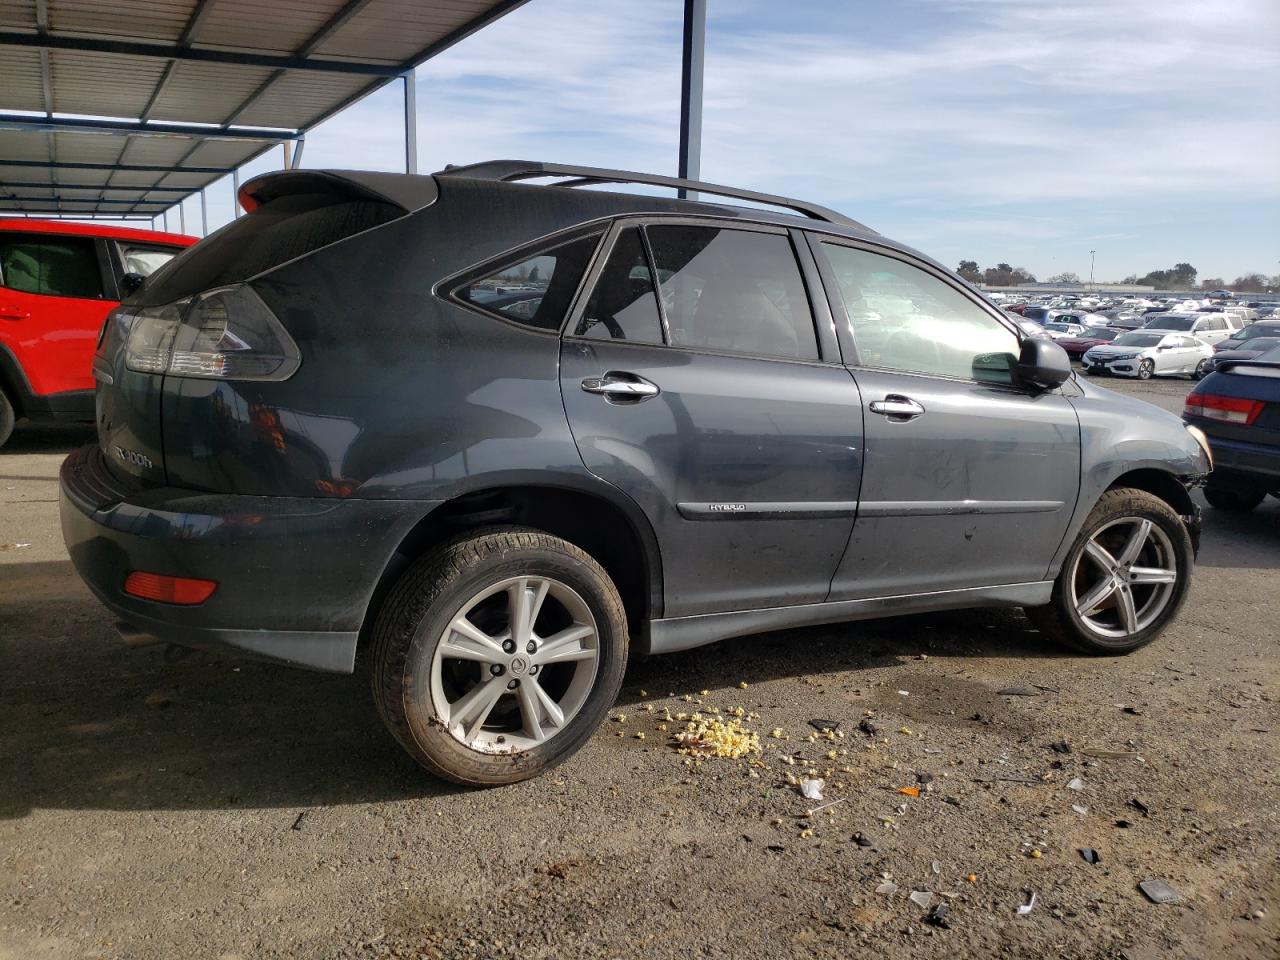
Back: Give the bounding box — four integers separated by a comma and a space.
1048, 271, 1080, 283
957, 260, 982, 283
1137, 263, 1197, 290
1231, 273, 1268, 292
1122, 274, 1140, 284
982, 263, 1036, 286
528, 264, 540, 282
1171, 263, 1198, 287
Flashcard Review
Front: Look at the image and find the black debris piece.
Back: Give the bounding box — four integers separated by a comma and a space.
1128, 798, 1151, 816
1050, 740, 1072, 754
858, 718, 880, 736
853, 832, 874, 847
1080, 848, 1102, 864
925, 903, 951, 928
809, 718, 840, 733
997, 686, 1038, 696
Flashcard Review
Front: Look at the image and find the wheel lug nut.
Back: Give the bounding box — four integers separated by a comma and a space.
526, 641, 537, 654
489, 663, 503, 676
502, 640, 516, 653
529, 665, 539, 676
507, 679, 519, 689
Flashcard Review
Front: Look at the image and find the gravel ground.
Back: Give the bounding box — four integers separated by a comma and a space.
1, 376, 1277, 960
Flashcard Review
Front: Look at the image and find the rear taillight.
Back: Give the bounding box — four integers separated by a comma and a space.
124, 571, 217, 605
122, 284, 299, 381
1184, 393, 1265, 425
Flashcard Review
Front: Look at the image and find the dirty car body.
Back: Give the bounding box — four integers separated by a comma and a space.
60, 162, 1210, 784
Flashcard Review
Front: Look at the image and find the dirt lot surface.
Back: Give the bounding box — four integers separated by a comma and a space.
2, 376, 1277, 960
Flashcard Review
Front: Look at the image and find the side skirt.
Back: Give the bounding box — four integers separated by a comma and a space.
642, 581, 1054, 656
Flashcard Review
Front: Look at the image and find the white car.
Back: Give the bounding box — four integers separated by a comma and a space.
1081, 331, 1214, 380
1043, 321, 1085, 340
1141, 312, 1234, 346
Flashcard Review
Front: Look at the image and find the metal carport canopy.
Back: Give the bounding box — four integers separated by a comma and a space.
0, 0, 530, 222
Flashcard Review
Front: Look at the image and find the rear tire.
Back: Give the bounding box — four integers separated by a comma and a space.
370, 527, 628, 786
1027, 488, 1192, 655
0, 389, 14, 449
1203, 485, 1265, 512
1193, 358, 1212, 380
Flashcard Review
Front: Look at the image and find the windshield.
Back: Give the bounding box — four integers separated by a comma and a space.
1232, 324, 1280, 341
1145, 315, 1193, 331
1113, 333, 1163, 347
1091, 328, 1120, 341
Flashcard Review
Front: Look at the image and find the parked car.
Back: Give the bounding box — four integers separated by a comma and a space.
1206, 337, 1280, 372
0, 219, 196, 447
1021, 305, 1050, 323
1141, 312, 1233, 346
1056, 327, 1123, 359
1222, 320, 1280, 347
1183, 346, 1280, 512
60, 162, 1209, 785
1043, 321, 1086, 340
1081, 331, 1214, 380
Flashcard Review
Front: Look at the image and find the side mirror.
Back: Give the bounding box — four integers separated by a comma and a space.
120, 272, 145, 296
1015, 336, 1071, 390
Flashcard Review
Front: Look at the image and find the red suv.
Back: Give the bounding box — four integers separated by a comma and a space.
0, 219, 196, 447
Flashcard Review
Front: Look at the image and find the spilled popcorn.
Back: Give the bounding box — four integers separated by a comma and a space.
672, 716, 761, 759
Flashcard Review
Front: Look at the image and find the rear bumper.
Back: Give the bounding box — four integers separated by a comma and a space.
59, 445, 434, 673
1202, 435, 1280, 491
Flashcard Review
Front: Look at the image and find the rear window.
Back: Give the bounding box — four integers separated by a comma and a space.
137, 193, 401, 303
1146, 315, 1194, 331
0, 233, 103, 299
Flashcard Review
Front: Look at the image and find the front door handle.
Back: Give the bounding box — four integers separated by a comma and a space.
581, 371, 660, 403
868, 395, 925, 421
0, 305, 31, 321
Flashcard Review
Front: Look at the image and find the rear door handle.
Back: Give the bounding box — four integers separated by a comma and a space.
0, 305, 31, 320
581, 371, 660, 403
868, 395, 925, 421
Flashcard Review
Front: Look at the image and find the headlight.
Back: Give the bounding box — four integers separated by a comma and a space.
1184, 423, 1213, 471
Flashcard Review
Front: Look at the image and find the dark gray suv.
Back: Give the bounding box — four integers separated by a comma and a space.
60, 161, 1211, 785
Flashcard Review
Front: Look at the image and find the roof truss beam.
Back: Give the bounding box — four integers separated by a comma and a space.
0, 158, 230, 174
0, 113, 297, 140
0, 180, 195, 194
0, 30, 404, 76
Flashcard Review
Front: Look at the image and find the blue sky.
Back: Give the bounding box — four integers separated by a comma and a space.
161, 0, 1277, 283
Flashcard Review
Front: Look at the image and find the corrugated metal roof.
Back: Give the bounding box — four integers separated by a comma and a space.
0, 0, 530, 220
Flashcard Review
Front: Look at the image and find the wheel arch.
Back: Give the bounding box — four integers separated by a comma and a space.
358, 480, 663, 655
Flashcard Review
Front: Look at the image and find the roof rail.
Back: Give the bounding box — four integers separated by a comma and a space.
435, 160, 874, 232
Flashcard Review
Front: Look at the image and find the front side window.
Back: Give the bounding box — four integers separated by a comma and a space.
119, 243, 183, 278
647, 226, 819, 360
574, 228, 663, 343
820, 243, 1019, 383
453, 232, 602, 331
0, 234, 104, 299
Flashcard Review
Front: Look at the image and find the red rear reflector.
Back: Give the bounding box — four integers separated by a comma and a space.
124, 571, 217, 605
1184, 393, 1265, 425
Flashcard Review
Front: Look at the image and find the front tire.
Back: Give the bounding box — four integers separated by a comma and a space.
371, 527, 627, 786
0, 389, 14, 449
1027, 488, 1192, 654
1137, 359, 1154, 380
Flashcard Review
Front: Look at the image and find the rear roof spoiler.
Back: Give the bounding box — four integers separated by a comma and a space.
238, 170, 439, 215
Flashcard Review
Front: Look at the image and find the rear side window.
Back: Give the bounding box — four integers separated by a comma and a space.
118, 242, 182, 278
0, 234, 103, 299
455, 232, 602, 332
574, 228, 663, 343
647, 226, 819, 360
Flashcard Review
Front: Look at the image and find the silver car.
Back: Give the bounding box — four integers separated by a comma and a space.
1082, 331, 1214, 380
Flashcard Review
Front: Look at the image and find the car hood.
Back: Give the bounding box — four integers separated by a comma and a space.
1212, 349, 1264, 361
1083, 344, 1153, 358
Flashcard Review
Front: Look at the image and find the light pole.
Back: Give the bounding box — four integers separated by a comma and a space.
1089, 250, 1096, 288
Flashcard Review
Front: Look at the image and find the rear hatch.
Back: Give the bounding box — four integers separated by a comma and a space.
1184, 354, 1280, 459
93, 170, 438, 487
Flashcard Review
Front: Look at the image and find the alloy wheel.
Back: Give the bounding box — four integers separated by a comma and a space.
425, 576, 600, 753
1068, 517, 1178, 640
1138, 359, 1154, 380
